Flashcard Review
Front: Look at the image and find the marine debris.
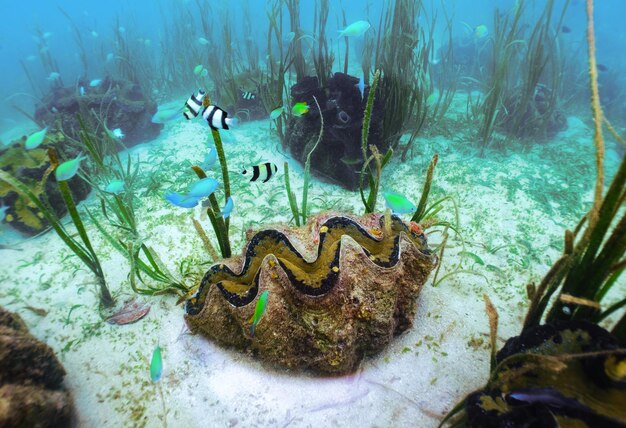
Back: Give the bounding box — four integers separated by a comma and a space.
0, 307, 73, 427
185, 212, 437, 374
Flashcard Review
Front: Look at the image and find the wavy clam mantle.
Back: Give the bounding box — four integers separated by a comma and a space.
184, 212, 437, 374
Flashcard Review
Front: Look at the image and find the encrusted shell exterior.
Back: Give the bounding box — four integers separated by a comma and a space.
184, 212, 437, 374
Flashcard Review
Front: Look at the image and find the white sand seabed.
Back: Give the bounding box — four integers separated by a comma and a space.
0, 102, 624, 427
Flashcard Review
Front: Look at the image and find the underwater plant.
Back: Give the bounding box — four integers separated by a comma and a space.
478, 0, 569, 150
440, 2, 626, 425
477, 1, 524, 150
311, 0, 333, 89
369, 0, 426, 150
283, 96, 324, 226
285, 0, 307, 82
0, 148, 114, 308
192, 92, 232, 259
259, 0, 294, 148
358, 70, 393, 214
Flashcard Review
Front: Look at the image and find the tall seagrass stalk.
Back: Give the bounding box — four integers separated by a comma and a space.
505, 0, 569, 139
283, 162, 301, 226
197, 94, 232, 258
411, 154, 439, 223
282, 96, 324, 226
286, 0, 307, 82
260, 0, 291, 148
300, 96, 323, 224
478, 2, 524, 151
312, 0, 332, 88
359, 70, 393, 214
374, 0, 421, 149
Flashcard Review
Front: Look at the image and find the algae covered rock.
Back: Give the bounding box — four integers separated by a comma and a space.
285, 73, 385, 190
0, 141, 90, 235
0, 307, 73, 428
185, 212, 437, 374
463, 321, 626, 427
34, 76, 162, 146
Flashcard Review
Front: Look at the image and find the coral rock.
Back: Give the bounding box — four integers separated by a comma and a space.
0, 307, 73, 427
285, 73, 385, 190
464, 321, 626, 427
0, 143, 91, 235
185, 213, 437, 374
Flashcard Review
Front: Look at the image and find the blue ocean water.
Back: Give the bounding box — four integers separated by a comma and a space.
0, 0, 624, 426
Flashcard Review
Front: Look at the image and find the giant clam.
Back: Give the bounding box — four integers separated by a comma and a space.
184, 212, 437, 374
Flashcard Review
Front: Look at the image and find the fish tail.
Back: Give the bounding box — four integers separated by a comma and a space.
226, 117, 238, 128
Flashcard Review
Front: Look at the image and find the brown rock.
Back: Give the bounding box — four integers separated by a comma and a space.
0, 384, 72, 428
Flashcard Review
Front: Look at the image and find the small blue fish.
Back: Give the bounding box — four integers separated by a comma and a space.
112, 128, 124, 139
89, 79, 102, 87
221, 196, 234, 219
0, 204, 9, 222
201, 148, 217, 170
79, 86, 85, 96
383, 191, 417, 215
164, 190, 200, 208
187, 177, 219, 198
25, 127, 47, 150
150, 345, 162, 383
338, 20, 371, 37
104, 180, 125, 195
270, 106, 283, 120
55, 155, 86, 181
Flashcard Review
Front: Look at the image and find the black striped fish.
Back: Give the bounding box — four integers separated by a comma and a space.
183, 89, 206, 120
240, 90, 256, 101
202, 105, 238, 130
242, 162, 277, 183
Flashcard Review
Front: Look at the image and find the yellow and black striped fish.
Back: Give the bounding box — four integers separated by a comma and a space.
242, 162, 277, 183
183, 89, 206, 120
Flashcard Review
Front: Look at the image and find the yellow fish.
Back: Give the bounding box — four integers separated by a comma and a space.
292, 102, 309, 117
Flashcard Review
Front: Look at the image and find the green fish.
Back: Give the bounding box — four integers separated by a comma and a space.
25, 127, 47, 150
249, 290, 269, 337
193, 64, 203, 75
291, 102, 309, 117
150, 345, 162, 383
383, 191, 416, 215
270, 106, 284, 120
55, 155, 86, 181
426, 92, 437, 107
474, 24, 488, 39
